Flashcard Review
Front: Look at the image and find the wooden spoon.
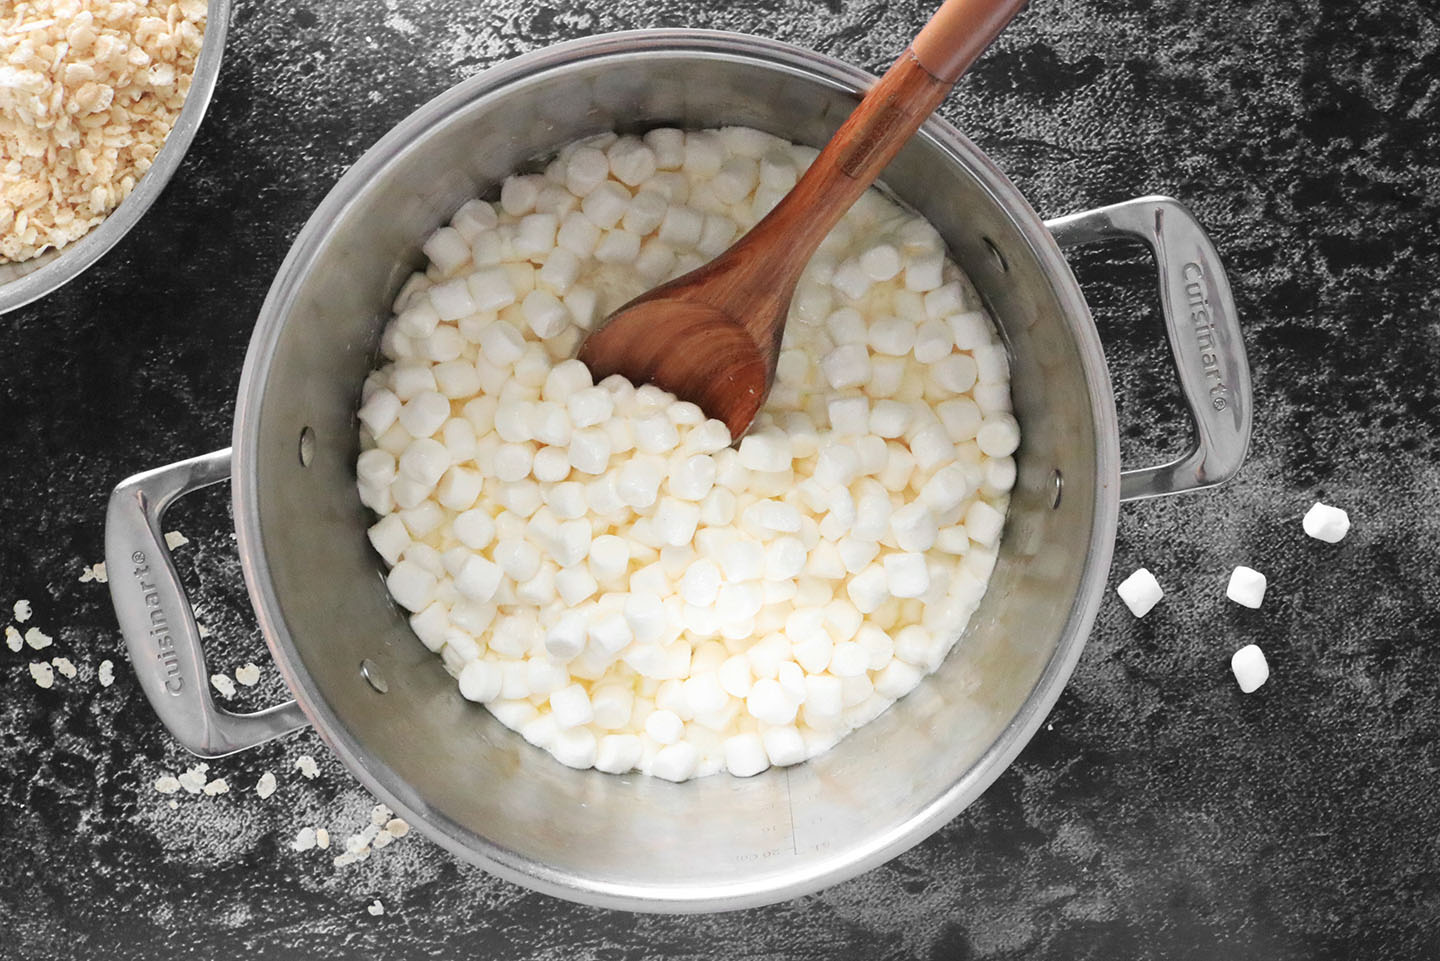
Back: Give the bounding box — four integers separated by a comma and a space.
577, 0, 1027, 438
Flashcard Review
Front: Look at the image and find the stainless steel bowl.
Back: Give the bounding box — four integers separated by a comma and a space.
0, 0, 231, 315
105, 30, 1252, 912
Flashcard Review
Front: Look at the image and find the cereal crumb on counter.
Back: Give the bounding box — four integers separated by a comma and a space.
294, 754, 320, 779
255, 771, 276, 799
79, 563, 108, 583
384, 817, 409, 838
292, 827, 317, 852
234, 662, 261, 686
0, 0, 208, 262
367, 900, 385, 916
29, 661, 54, 688
23, 626, 51, 650
51, 656, 76, 679
315, 828, 330, 849
210, 673, 236, 698
98, 659, 114, 686
176, 763, 209, 794
12, 600, 31, 623
154, 775, 181, 795
164, 531, 189, 549
202, 778, 228, 796
5, 626, 21, 652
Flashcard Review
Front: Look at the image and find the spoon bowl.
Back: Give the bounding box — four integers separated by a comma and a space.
575, 0, 1027, 436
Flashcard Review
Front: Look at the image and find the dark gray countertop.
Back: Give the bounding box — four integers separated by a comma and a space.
3, 0, 1438, 957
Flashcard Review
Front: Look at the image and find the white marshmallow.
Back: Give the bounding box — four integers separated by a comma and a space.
386, 561, 436, 612
820, 344, 871, 390
595, 734, 643, 774
723, 733, 770, 777
1226, 566, 1268, 609
651, 742, 699, 782
761, 726, 806, 767
1302, 502, 1350, 542
963, 500, 1006, 547
1116, 568, 1163, 617
884, 552, 930, 598
975, 413, 1021, 457
746, 678, 797, 725
457, 660, 502, 702
1231, 644, 1269, 693
549, 684, 594, 729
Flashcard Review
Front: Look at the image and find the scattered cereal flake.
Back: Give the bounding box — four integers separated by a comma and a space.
197, 623, 213, 639
333, 849, 369, 867
80, 563, 109, 583
210, 673, 236, 698
165, 531, 189, 549
51, 657, 77, 679
371, 830, 395, 849
154, 775, 182, 795
256, 771, 277, 799
295, 755, 320, 779
29, 662, 54, 688
168, 800, 179, 809
370, 803, 393, 826
234, 662, 262, 686
344, 834, 370, 855
315, 828, 330, 849
98, 660, 115, 687
367, 899, 385, 916
292, 827, 317, 852
5, 626, 21, 652
203, 778, 229, 796
13, 600, 32, 623
177, 763, 210, 794
384, 818, 410, 838
24, 627, 52, 650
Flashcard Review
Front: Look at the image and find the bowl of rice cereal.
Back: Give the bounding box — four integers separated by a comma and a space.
0, 0, 226, 315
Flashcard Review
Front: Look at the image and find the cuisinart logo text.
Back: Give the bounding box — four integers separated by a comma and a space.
131, 551, 182, 694
1183, 262, 1230, 411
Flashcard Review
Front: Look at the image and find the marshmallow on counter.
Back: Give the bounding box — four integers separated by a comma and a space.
1116, 568, 1163, 618
1225, 566, 1268, 609
1302, 502, 1350, 543
1230, 644, 1269, 693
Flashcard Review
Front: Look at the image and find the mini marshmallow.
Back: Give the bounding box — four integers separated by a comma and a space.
1226, 566, 1268, 609
821, 344, 871, 390
1231, 644, 1269, 693
595, 734, 643, 774
1116, 568, 1163, 617
1302, 502, 1350, 543
545, 612, 588, 660
976, 413, 1021, 458
738, 430, 792, 472
761, 726, 806, 767
457, 660, 502, 702
884, 552, 930, 599
549, 684, 595, 729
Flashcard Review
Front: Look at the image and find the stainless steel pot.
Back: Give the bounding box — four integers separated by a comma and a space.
105, 30, 1251, 913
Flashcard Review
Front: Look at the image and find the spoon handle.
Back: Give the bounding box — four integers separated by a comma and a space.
730, 0, 1027, 347
912, 0, 1028, 84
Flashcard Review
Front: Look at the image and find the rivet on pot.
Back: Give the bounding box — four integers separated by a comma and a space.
298, 426, 316, 467
983, 236, 1008, 274
360, 658, 388, 693
1050, 469, 1063, 509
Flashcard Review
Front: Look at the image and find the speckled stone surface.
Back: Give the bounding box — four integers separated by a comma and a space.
3, 0, 1438, 957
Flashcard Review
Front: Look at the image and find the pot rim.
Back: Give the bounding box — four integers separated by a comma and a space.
232, 28, 1120, 912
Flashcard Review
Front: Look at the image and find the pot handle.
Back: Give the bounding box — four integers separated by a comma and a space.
1046, 195, 1252, 502
105, 449, 309, 758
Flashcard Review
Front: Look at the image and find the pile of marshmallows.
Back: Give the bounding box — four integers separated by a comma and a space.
355, 127, 1017, 781
1115, 501, 1351, 693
